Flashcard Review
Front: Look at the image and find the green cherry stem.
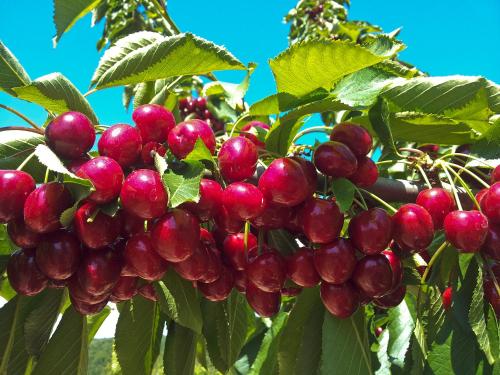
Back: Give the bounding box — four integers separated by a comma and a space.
415, 164, 432, 189
438, 153, 494, 169
16, 151, 36, 171
446, 162, 490, 189
358, 188, 397, 213
354, 187, 368, 210
421, 242, 449, 284
244, 220, 251, 253
291, 126, 333, 144
439, 162, 463, 211
444, 164, 481, 210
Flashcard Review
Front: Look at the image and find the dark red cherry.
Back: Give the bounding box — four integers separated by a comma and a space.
200, 228, 216, 247
214, 206, 244, 234
24, 182, 72, 233
111, 276, 138, 301
124, 233, 169, 280
281, 287, 302, 297
246, 282, 281, 317
218, 136, 257, 182
77, 247, 122, 295
70, 296, 109, 315
290, 156, 318, 197
76, 157, 123, 204
444, 210, 489, 252
67, 156, 90, 174
48, 279, 67, 289
392, 204, 434, 252
352, 254, 393, 298
299, 198, 344, 244
381, 250, 403, 290
67, 276, 110, 304
375, 327, 384, 337
222, 232, 258, 271
482, 182, 500, 224
35, 230, 81, 280
287, 248, 320, 287
182, 179, 223, 222
348, 208, 392, 255
418, 144, 440, 155
198, 266, 234, 301
120, 169, 168, 219
320, 281, 359, 319
416, 188, 455, 229
7, 248, 48, 296
222, 182, 264, 221
373, 285, 406, 308
7, 219, 40, 248
141, 142, 166, 165
0, 170, 35, 223
251, 199, 292, 230
168, 119, 216, 159
442, 286, 452, 310
119, 210, 146, 237
484, 279, 500, 316
45, 112, 95, 159
313, 238, 357, 284
199, 245, 222, 283
482, 224, 500, 261
132, 104, 176, 144
173, 245, 209, 281
151, 209, 200, 262
258, 158, 310, 207
349, 157, 378, 188
491, 165, 500, 184
233, 270, 247, 292
240, 121, 270, 149
330, 122, 373, 158
98, 124, 142, 168
74, 202, 121, 249
246, 251, 287, 293
313, 141, 358, 178
138, 283, 158, 302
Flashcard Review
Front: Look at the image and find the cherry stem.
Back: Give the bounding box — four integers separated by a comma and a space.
421, 242, 448, 284
399, 147, 425, 157
439, 153, 494, 169
16, 151, 36, 171
44, 167, 50, 184
446, 162, 490, 189
358, 188, 397, 213
354, 188, 368, 210
444, 164, 481, 210
244, 220, 250, 253
415, 164, 432, 189
0, 104, 43, 131
291, 126, 333, 144
440, 163, 463, 211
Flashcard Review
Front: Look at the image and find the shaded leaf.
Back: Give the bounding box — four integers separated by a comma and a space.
265, 116, 306, 156
331, 178, 356, 213
52, 0, 102, 45
0, 130, 45, 180
0, 40, 30, 95
87, 306, 110, 342
368, 97, 398, 155
163, 322, 197, 375
387, 300, 415, 369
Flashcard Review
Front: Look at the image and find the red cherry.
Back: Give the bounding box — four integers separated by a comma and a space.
418, 144, 440, 155
24, 182, 73, 234
70, 296, 109, 315
373, 285, 406, 308
246, 251, 287, 293
352, 254, 393, 298
482, 224, 500, 261
214, 206, 244, 234
198, 266, 234, 301
67, 156, 90, 174
329, 122, 373, 158
119, 211, 146, 237
313, 239, 357, 284
0, 170, 35, 223
313, 141, 358, 178
299, 197, 344, 244
182, 179, 223, 222
124, 233, 169, 281
442, 286, 452, 310
98, 124, 142, 168
233, 270, 247, 292
222, 232, 258, 271
195, 97, 207, 110
111, 276, 138, 301
132, 104, 176, 144
7, 248, 48, 296
74, 202, 121, 249
240, 121, 270, 149
199, 245, 223, 283
381, 250, 403, 290
286, 248, 320, 287
491, 165, 500, 184
484, 279, 500, 316
482, 182, 500, 224
67, 276, 110, 304
138, 283, 158, 302
168, 119, 216, 159
173, 245, 210, 281
45, 112, 95, 159
320, 281, 359, 319
246, 282, 281, 317
444, 210, 489, 252
77, 247, 122, 295
222, 182, 264, 221
76, 156, 124, 204
290, 156, 318, 197
141, 142, 166, 165
392, 204, 434, 252
200, 228, 216, 247
218, 136, 258, 182
35, 230, 81, 280
281, 287, 302, 297
7, 219, 40, 248
348, 208, 392, 254
416, 188, 455, 229
251, 199, 292, 230
151, 209, 200, 262
349, 157, 378, 188
476, 188, 489, 206
375, 327, 384, 337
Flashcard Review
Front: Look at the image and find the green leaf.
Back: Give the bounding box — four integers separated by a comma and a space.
163, 322, 197, 375
52, 0, 102, 46
267, 229, 299, 256
0, 40, 31, 95
13, 73, 98, 124
368, 97, 399, 155
0, 224, 15, 256
0, 130, 45, 179
485, 306, 499, 362
265, 116, 306, 156
184, 138, 216, 168
375, 329, 391, 375
472, 122, 500, 159
387, 300, 415, 369
92, 32, 245, 89
331, 178, 356, 213
161, 160, 204, 208
87, 306, 110, 342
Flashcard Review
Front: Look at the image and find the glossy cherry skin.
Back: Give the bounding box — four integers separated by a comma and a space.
182, 179, 222, 222
77, 247, 122, 295
240, 121, 270, 149
476, 188, 489, 206
313, 141, 358, 178
35, 230, 81, 280
120, 169, 168, 219
392, 204, 434, 252
484, 279, 500, 316
74, 202, 121, 249
299, 198, 344, 244
24, 183, 73, 233
233, 270, 247, 292
442, 286, 452, 310
313, 239, 357, 284
222, 232, 258, 271
76, 157, 124, 204
0, 170, 35, 223
45, 112, 95, 159
482, 182, 500, 224
199, 245, 223, 283
67, 156, 90, 174
218, 136, 257, 182
329, 122, 373, 158
444, 210, 489, 252
198, 266, 234, 301
482, 224, 500, 261
290, 156, 318, 197
111, 276, 138, 301
124, 233, 169, 280
67, 276, 110, 304
349, 157, 378, 188
119, 211, 146, 237
151, 209, 200, 262
132, 104, 176, 144
7, 248, 48, 296
375, 327, 384, 337
246, 251, 287, 293
348, 208, 392, 255
141, 142, 167, 165
286, 248, 320, 287
246, 282, 281, 317
320, 281, 359, 319
222, 182, 264, 221
138, 283, 158, 302
7, 219, 40, 248
373, 285, 406, 308
251, 199, 292, 230
281, 287, 302, 297
214, 206, 244, 234
173, 245, 210, 281
98, 124, 142, 167
352, 254, 393, 298
416, 188, 455, 229
491, 165, 500, 184
168, 119, 216, 159
71, 296, 109, 315
381, 250, 403, 290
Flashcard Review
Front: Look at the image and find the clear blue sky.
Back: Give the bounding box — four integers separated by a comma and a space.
0, 0, 499, 128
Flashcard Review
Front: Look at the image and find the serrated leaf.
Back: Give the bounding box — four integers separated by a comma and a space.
369, 97, 399, 155
485, 306, 499, 361
472, 122, 500, 159
387, 300, 415, 369
0, 224, 15, 256
331, 178, 356, 212
0, 130, 45, 180
0, 40, 31, 95
52, 0, 102, 46
265, 116, 306, 156
375, 329, 391, 375
87, 306, 110, 342
162, 160, 204, 208
163, 322, 197, 375
184, 138, 216, 168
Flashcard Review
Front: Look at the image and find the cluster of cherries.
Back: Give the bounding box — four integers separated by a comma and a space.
178, 97, 224, 133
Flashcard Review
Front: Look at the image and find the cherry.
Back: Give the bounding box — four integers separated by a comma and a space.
199, 246, 223, 283
218, 136, 258, 182
74, 202, 121, 249
182, 179, 222, 222
373, 285, 406, 308
330, 122, 373, 158
491, 165, 500, 184
313, 141, 358, 178
45, 112, 95, 159
0, 170, 35, 223
299, 197, 344, 244
246, 282, 281, 317
375, 327, 384, 337
476, 188, 489, 206
281, 287, 302, 297
141, 142, 166, 165
290, 156, 318, 197
392, 204, 434, 252
418, 144, 440, 155
67, 156, 90, 174
198, 266, 234, 301
484, 279, 500, 317
151, 208, 200, 262
246, 250, 287, 293
349, 157, 378, 188
444, 210, 489, 252
222, 232, 258, 271
132, 104, 175, 144
7, 248, 48, 296
482, 225, 500, 260
348, 208, 392, 255
48, 279, 67, 289
35, 230, 81, 280
168, 119, 216, 159
119, 211, 146, 237
442, 286, 452, 310
173, 245, 210, 281
71, 296, 109, 315
138, 283, 158, 302
7, 218, 40, 248
67, 276, 110, 304
111, 276, 138, 301
482, 182, 500, 224
98, 124, 142, 167
233, 270, 247, 292
222, 182, 264, 221
76, 157, 124, 204
214, 206, 244, 234
200, 228, 216, 247
286, 248, 320, 287
352, 254, 393, 298
320, 281, 359, 319
381, 250, 403, 290
258, 158, 310, 207
77, 247, 122, 295
240, 121, 270, 149
124, 233, 169, 280
416, 188, 455, 229
313, 238, 357, 284
251, 199, 292, 230
24, 182, 73, 233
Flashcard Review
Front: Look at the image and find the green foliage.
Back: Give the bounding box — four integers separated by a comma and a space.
331, 178, 356, 212
0, 40, 31, 95
161, 160, 205, 208
164, 323, 197, 375
0, 130, 45, 180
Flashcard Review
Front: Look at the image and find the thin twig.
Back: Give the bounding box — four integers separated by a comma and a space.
0, 104, 43, 131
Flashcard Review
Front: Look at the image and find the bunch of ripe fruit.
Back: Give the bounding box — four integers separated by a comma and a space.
1, 104, 498, 319
178, 96, 224, 133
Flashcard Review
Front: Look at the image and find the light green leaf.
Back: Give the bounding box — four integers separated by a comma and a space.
0, 224, 15, 256
184, 138, 216, 168
0, 40, 31, 95
52, 0, 102, 46
87, 306, 110, 342
368, 97, 399, 155
472, 122, 500, 159
163, 322, 197, 375
265, 116, 306, 156
486, 306, 499, 362
161, 160, 204, 208
387, 300, 415, 369
331, 178, 356, 213
375, 329, 391, 375
0, 130, 45, 180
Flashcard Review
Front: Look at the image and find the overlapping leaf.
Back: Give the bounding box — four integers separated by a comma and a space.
163, 322, 197, 375
52, 0, 103, 45
0, 40, 31, 95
